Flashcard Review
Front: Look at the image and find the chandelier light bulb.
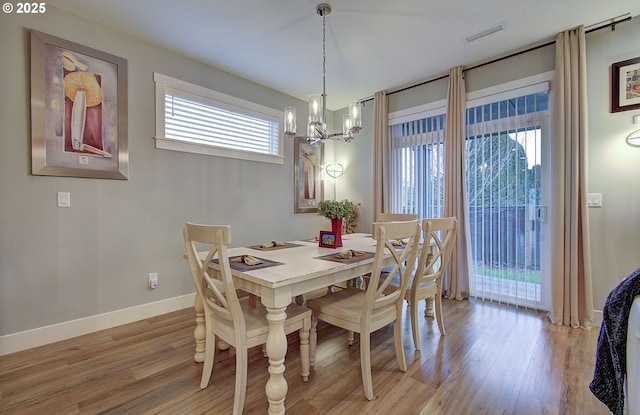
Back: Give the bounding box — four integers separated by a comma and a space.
284, 106, 296, 135
309, 94, 323, 125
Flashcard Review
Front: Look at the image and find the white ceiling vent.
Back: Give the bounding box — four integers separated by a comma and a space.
465, 23, 506, 43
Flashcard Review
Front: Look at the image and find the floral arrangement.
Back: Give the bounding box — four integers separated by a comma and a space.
317, 199, 355, 220
344, 201, 361, 234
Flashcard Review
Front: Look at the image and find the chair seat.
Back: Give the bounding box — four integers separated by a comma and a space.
307, 288, 398, 333
388, 273, 436, 294
209, 296, 311, 347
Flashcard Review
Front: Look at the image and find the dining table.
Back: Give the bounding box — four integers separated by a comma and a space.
191, 232, 388, 415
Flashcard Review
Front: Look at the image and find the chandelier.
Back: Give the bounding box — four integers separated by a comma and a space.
284, 3, 362, 143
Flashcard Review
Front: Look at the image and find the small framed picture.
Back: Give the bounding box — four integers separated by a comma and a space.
611, 57, 640, 113
319, 231, 337, 248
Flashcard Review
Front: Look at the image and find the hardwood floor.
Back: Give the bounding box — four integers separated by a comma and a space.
0, 298, 610, 415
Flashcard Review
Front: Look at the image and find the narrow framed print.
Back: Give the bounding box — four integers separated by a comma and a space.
30, 30, 128, 179
319, 231, 337, 248
611, 57, 640, 113
294, 137, 323, 213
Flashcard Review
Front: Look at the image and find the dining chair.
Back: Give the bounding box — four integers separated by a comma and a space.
386, 217, 457, 350
183, 223, 311, 415
307, 220, 421, 400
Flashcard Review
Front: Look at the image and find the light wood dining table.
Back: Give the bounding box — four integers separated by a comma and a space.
192, 232, 387, 415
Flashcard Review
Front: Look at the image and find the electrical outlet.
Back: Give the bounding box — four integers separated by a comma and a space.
149, 272, 158, 289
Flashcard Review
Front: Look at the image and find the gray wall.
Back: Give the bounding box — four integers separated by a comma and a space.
584, 21, 640, 310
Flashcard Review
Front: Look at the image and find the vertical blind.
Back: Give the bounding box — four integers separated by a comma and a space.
389, 84, 549, 310
390, 113, 447, 219
465, 90, 548, 309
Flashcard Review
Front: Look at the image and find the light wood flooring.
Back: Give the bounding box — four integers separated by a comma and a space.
0, 298, 610, 415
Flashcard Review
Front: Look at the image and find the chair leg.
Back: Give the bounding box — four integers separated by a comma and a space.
347, 330, 355, 346
394, 316, 408, 372
310, 316, 318, 367
299, 319, 311, 381
200, 324, 215, 389
233, 344, 248, 415
360, 332, 374, 401
410, 296, 421, 351
434, 291, 446, 336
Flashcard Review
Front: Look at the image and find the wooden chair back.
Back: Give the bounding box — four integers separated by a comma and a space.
378, 212, 418, 222
183, 223, 246, 336
365, 220, 422, 322
414, 217, 458, 293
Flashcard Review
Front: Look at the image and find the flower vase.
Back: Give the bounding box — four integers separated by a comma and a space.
331, 218, 343, 248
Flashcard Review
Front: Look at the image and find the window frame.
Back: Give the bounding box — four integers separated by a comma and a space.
153, 72, 284, 164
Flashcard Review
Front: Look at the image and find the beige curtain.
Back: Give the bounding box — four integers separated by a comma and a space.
549, 26, 593, 329
372, 90, 389, 226
443, 66, 471, 300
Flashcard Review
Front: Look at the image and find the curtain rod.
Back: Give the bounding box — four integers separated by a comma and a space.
360, 13, 632, 104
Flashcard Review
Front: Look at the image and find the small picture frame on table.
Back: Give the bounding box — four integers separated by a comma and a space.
319, 231, 337, 248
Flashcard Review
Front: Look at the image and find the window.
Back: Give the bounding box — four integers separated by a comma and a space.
154, 73, 284, 164
390, 110, 446, 219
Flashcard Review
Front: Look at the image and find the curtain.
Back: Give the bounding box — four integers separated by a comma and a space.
444, 66, 472, 299
549, 26, 593, 329
372, 90, 389, 226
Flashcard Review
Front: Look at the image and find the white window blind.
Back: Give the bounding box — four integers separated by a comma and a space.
390, 113, 446, 219
465, 87, 549, 310
154, 73, 284, 164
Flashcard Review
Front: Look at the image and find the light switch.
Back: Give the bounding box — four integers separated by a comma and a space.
57, 192, 71, 207
587, 193, 602, 208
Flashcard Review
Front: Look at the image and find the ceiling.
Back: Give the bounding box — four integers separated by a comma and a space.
47, 0, 639, 110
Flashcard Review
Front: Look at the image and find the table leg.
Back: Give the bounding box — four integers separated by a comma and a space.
425, 296, 435, 317
193, 293, 206, 362
265, 306, 288, 415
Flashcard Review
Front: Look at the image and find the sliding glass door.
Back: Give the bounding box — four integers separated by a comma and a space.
466, 88, 549, 309
389, 81, 550, 310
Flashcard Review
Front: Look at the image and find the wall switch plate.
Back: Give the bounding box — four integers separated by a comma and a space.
587, 193, 602, 207
57, 192, 71, 208
149, 272, 158, 289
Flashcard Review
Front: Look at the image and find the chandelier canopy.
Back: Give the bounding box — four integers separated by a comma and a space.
284, 3, 362, 143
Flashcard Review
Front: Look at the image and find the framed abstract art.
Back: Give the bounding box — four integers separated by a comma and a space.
30, 30, 128, 179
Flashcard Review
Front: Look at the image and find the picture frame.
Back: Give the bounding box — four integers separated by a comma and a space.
294, 137, 323, 213
30, 30, 129, 179
319, 231, 337, 248
611, 57, 640, 113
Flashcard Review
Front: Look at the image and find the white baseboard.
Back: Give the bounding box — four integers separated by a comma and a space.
593, 309, 603, 328
0, 293, 196, 356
